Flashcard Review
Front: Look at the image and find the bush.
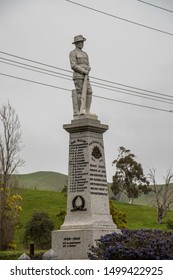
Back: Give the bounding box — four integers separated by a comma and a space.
56, 210, 66, 222
0, 251, 22, 260
23, 211, 54, 249
109, 201, 127, 229
166, 219, 173, 230
0, 185, 23, 250
0, 250, 46, 260
89, 229, 173, 260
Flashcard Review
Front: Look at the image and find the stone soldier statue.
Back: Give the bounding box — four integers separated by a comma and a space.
69, 35, 92, 116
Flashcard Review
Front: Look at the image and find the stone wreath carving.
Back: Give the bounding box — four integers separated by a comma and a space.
71, 195, 87, 212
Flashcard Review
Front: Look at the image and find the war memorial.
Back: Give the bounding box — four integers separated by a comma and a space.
52, 35, 120, 259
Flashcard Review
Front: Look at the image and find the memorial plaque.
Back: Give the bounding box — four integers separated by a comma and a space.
69, 139, 88, 193
62, 237, 81, 248
89, 140, 108, 197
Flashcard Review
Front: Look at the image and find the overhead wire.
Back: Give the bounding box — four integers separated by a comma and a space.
0, 50, 72, 74
0, 60, 73, 85
1, 50, 173, 101
90, 79, 173, 103
1, 50, 173, 112
1, 57, 173, 106
0, 72, 173, 114
91, 76, 173, 100
0, 56, 71, 79
94, 94, 173, 113
65, 0, 173, 36
137, 0, 173, 13
92, 83, 173, 105
0, 72, 71, 92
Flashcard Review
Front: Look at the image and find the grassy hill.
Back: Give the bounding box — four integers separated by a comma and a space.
16, 173, 158, 207
17, 172, 172, 208
13, 188, 173, 250
109, 183, 173, 209
17, 171, 67, 192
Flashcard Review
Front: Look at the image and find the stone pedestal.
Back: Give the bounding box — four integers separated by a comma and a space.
52, 115, 120, 259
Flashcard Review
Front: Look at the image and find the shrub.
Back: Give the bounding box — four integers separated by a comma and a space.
166, 219, 173, 230
23, 211, 54, 249
56, 210, 66, 222
8, 241, 17, 250
0, 251, 23, 260
0, 185, 23, 250
109, 201, 127, 229
0, 250, 46, 260
89, 229, 173, 260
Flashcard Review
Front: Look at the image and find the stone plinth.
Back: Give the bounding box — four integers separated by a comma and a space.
52, 115, 119, 259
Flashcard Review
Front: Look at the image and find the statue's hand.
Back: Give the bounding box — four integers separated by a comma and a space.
83, 69, 89, 75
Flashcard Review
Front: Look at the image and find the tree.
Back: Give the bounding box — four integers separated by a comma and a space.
23, 211, 54, 249
111, 146, 150, 204
61, 179, 68, 194
148, 168, 173, 224
0, 102, 24, 250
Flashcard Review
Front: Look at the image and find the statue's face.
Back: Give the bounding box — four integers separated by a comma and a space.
75, 41, 84, 49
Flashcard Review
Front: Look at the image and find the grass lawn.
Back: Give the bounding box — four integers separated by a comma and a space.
0, 188, 173, 259
113, 201, 173, 230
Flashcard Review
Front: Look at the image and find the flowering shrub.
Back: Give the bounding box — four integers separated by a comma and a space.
89, 229, 173, 260
109, 201, 127, 229
0, 186, 23, 249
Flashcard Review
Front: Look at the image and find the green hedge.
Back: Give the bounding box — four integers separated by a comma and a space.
0, 250, 46, 260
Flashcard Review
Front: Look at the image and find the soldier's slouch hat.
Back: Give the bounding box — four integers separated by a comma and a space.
72, 35, 86, 44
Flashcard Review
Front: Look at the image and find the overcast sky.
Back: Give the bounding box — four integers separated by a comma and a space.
1, 0, 173, 183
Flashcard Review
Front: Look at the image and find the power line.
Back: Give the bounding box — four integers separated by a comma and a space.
92, 83, 173, 105
0, 59, 72, 82
1, 50, 173, 101
1, 58, 173, 105
0, 57, 71, 79
94, 94, 173, 113
91, 80, 173, 103
90, 76, 173, 100
0, 72, 71, 92
0, 51, 72, 74
137, 0, 173, 13
0, 72, 172, 114
65, 0, 173, 36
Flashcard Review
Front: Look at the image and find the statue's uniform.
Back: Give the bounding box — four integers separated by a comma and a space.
69, 47, 92, 95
